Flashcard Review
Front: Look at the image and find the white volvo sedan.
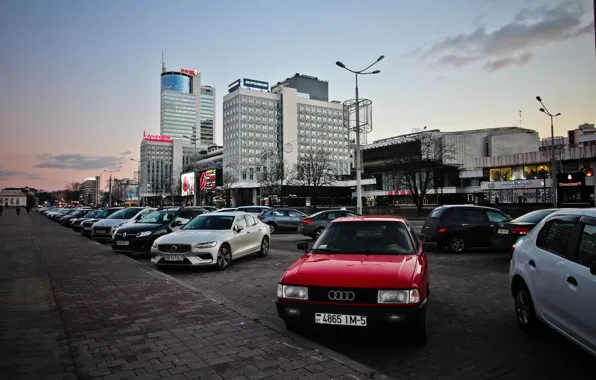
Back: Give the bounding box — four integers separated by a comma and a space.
150, 212, 270, 270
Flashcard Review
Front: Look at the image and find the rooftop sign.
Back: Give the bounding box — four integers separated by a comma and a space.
181, 68, 198, 76
143, 130, 172, 143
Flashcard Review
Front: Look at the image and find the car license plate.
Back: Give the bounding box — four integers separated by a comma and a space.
116, 240, 129, 246
315, 313, 367, 326
498, 229, 509, 235
165, 255, 184, 261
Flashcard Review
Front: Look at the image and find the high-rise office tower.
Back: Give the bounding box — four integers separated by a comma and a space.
160, 62, 201, 146
199, 85, 215, 144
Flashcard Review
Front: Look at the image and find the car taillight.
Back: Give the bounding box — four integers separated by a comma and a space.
510, 227, 530, 235
438, 227, 447, 233
302, 218, 313, 224
511, 245, 516, 255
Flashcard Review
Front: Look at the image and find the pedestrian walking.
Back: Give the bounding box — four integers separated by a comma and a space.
25, 206, 30, 214
0, 204, 3, 216
16, 205, 20, 215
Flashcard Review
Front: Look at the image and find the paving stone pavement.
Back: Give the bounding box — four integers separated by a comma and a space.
1, 212, 391, 380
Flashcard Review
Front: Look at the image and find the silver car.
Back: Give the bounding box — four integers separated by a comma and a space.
91, 207, 155, 241
150, 212, 270, 270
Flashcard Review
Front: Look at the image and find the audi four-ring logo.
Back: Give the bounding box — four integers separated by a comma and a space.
328, 291, 355, 301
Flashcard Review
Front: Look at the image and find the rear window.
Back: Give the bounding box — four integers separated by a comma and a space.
511, 209, 558, 224
429, 207, 445, 219
311, 221, 415, 255
108, 208, 143, 220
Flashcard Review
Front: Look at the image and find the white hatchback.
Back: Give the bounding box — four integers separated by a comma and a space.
509, 208, 596, 357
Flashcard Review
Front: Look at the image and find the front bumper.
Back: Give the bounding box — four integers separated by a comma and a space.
276, 299, 427, 329
112, 235, 153, 253
150, 247, 218, 267
492, 234, 522, 251
91, 227, 113, 240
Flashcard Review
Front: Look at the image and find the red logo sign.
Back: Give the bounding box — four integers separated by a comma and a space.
142, 130, 172, 143
181, 68, 198, 76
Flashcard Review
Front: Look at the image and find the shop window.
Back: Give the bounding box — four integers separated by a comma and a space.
489, 167, 512, 181
525, 164, 550, 179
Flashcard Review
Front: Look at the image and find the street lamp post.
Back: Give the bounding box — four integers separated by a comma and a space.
184, 135, 199, 206
336, 56, 384, 215
536, 96, 561, 208
104, 166, 122, 207
130, 158, 142, 205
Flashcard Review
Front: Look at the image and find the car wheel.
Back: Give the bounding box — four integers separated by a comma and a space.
314, 228, 324, 239
267, 223, 277, 234
514, 281, 539, 333
448, 236, 466, 253
257, 236, 270, 257
284, 321, 303, 334
216, 244, 232, 270
407, 309, 428, 345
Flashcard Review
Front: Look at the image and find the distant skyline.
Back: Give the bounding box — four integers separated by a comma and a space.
0, 0, 594, 190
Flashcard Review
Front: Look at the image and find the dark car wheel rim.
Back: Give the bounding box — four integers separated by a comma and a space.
269, 224, 275, 234
451, 237, 465, 252
217, 246, 231, 268
515, 288, 531, 325
261, 237, 269, 255
315, 229, 323, 238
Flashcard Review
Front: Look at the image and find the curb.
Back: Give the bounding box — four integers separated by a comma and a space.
86, 239, 391, 380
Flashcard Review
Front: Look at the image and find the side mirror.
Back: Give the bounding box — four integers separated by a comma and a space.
234, 225, 244, 232
590, 261, 596, 276
297, 242, 309, 252
173, 220, 183, 227
422, 242, 438, 253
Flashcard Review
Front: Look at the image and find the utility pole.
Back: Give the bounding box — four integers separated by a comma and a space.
104, 166, 121, 207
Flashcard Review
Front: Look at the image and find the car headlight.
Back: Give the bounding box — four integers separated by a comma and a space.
278, 284, 308, 300
193, 241, 217, 248
377, 289, 420, 304
151, 240, 159, 248
113, 222, 125, 229
136, 231, 152, 238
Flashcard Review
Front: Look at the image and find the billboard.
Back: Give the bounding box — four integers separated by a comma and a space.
181, 172, 195, 196
228, 79, 241, 93
243, 78, 269, 91
199, 169, 217, 191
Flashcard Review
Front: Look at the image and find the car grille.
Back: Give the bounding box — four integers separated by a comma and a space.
308, 286, 378, 305
158, 244, 191, 253
93, 228, 110, 234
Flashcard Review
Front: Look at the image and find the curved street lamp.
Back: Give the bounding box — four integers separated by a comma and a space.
336, 55, 384, 215
104, 166, 122, 207
536, 96, 561, 208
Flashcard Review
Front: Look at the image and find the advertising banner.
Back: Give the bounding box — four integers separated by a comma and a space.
243, 78, 269, 90
181, 172, 195, 196
228, 79, 241, 93
199, 169, 217, 191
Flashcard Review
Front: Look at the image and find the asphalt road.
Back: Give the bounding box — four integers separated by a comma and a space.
122, 221, 596, 380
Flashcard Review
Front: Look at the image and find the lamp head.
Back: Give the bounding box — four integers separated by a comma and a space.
536, 96, 542, 102
372, 70, 381, 74
377, 55, 385, 62
555, 112, 561, 116
335, 61, 345, 68
539, 108, 546, 113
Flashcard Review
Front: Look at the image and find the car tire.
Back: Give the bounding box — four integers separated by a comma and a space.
267, 223, 277, 234
514, 281, 540, 333
284, 321, 303, 334
257, 236, 270, 257
408, 310, 428, 345
314, 227, 324, 240
448, 235, 466, 253
216, 244, 232, 271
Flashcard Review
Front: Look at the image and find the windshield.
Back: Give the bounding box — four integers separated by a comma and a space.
311, 221, 415, 255
84, 210, 99, 218
70, 210, 87, 217
107, 207, 143, 220
429, 207, 445, 219
139, 210, 177, 224
511, 209, 558, 224
183, 214, 235, 230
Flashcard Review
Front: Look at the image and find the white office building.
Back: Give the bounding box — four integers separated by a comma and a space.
222, 77, 349, 188
199, 85, 215, 144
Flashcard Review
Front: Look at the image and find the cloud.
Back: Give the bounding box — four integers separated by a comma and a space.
35, 154, 124, 171
120, 151, 132, 156
417, 0, 593, 72
0, 169, 43, 181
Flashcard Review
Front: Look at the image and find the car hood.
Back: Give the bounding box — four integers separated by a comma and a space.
117, 223, 164, 233
281, 254, 419, 288
156, 230, 232, 245
93, 219, 130, 227
83, 218, 102, 225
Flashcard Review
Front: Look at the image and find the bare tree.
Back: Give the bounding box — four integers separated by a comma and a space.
221, 164, 237, 207
296, 148, 336, 208
390, 130, 456, 216
65, 182, 83, 203
259, 149, 296, 207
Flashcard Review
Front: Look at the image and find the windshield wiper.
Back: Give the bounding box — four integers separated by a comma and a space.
310, 248, 341, 253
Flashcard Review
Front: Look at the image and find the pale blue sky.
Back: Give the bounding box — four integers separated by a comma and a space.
0, 0, 594, 190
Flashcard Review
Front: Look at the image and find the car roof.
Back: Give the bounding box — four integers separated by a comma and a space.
331, 215, 407, 223
546, 208, 596, 219
237, 205, 270, 209
207, 211, 247, 217
435, 204, 505, 213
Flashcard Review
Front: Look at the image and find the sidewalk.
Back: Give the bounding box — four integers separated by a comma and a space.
0, 212, 389, 380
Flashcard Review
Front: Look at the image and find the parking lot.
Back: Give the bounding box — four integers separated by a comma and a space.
47, 214, 594, 380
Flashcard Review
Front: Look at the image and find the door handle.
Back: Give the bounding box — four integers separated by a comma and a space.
567, 276, 578, 287
529, 260, 536, 268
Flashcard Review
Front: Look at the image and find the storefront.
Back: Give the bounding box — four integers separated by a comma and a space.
481, 178, 554, 204
557, 172, 593, 206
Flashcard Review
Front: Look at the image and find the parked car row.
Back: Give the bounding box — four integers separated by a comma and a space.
39, 205, 272, 271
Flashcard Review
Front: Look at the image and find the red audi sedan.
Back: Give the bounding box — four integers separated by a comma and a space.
276, 215, 436, 344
